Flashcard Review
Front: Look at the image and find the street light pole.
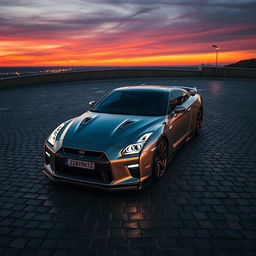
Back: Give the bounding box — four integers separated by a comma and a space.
212, 45, 219, 68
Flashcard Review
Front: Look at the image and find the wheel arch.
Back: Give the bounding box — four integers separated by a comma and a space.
156, 135, 173, 162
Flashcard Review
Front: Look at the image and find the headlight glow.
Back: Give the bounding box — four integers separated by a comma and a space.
122, 132, 153, 155
47, 122, 65, 146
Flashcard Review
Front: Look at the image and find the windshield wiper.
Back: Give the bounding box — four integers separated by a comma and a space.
109, 112, 134, 115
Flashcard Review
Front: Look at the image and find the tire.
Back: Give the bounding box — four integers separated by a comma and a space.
195, 108, 203, 135
152, 138, 168, 180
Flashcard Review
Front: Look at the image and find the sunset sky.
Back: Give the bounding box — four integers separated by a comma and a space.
0, 0, 256, 66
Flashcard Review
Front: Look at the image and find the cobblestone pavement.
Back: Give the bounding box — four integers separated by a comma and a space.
0, 77, 256, 256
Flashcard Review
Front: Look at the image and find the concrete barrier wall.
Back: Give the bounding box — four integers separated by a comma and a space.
0, 69, 200, 89
0, 67, 255, 89
201, 67, 256, 79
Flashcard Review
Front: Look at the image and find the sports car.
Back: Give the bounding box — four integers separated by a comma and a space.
43, 85, 203, 190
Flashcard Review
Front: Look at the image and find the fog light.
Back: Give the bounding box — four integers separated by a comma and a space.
128, 164, 140, 178
45, 151, 51, 166
128, 164, 139, 168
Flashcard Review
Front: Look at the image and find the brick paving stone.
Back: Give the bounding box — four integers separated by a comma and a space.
0, 237, 13, 247
107, 238, 128, 248
130, 238, 156, 248
126, 229, 142, 238
179, 228, 195, 237
0, 78, 256, 255
97, 249, 115, 256
193, 238, 212, 249
3, 248, 21, 256
193, 212, 208, 220
8, 238, 28, 248
52, 250, 69, 256
0, 227, 12, 235
76, 239, 90, 250
35, 249, 52, 256
158, 238, 179, 248
176, 248, 196, 256
18, 248, 36, 256
41, 239, 58, 249
91, 238, 106, 249
241, 230, 256, 239
27, 239, 43, 248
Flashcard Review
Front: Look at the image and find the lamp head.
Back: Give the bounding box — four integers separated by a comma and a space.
212, 45, 219, 50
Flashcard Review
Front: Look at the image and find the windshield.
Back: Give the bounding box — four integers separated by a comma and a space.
91, 90, 168, 116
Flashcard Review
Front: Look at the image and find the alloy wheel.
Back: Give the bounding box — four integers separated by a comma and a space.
153, 139, 168, 179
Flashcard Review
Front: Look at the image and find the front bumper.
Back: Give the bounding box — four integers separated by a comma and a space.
43, 144, 151, 190
43, 167, 141, 190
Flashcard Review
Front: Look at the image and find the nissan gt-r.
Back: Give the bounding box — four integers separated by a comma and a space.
43, 85, 203, 190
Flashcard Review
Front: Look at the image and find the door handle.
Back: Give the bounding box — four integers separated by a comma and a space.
187, 107, 191, 112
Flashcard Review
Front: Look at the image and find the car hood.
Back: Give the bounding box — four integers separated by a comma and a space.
60, 111, 165, 149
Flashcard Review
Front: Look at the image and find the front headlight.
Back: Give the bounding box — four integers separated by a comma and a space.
47, 122, 65, 146
122, 132, 153, 155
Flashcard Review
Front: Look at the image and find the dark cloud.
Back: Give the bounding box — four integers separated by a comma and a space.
0, 0, 255, 63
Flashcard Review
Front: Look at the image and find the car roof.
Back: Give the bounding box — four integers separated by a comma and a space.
114, 85, 183, 93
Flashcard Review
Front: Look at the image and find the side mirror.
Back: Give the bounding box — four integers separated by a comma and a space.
89, 101, 96, 107
174, 105, 186, 114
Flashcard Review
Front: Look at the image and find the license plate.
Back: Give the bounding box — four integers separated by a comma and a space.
65, 159, 95, 170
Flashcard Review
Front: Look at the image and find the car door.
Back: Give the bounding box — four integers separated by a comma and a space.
167, 89, 192, 149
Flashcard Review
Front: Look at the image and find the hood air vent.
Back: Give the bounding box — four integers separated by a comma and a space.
81, 116, 93, 124
114, 120, 135, 133
82, 117, 92, 124
118, 120, 134, 129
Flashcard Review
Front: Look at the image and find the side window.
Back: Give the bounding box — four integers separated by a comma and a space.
169, 90, 184, 110
182, 91, 189, 102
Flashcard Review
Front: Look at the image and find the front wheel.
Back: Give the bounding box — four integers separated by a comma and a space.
152, 138, 168, 180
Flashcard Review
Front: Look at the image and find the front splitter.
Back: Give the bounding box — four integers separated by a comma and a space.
43, 168, 141, 191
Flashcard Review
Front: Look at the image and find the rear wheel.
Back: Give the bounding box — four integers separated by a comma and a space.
195, 108, 203, 135
152, 138, 168, 180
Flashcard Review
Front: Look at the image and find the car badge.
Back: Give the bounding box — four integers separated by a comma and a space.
78, 150, 85, 155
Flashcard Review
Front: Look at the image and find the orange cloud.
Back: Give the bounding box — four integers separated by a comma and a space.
1, 1, 256, 66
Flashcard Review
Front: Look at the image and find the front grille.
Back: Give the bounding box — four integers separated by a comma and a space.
54, 148, 112, 183
60, 147, 108, 161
